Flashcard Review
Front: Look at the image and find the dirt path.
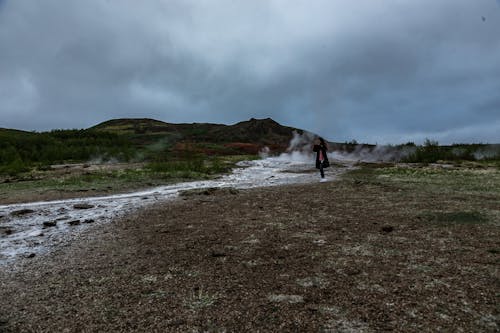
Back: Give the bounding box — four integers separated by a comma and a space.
0, 169, 498, 332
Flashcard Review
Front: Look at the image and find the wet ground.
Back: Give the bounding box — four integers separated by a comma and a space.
0, 155, 349, 265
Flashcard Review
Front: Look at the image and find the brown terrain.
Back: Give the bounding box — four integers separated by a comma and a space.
0, 166, 499, 332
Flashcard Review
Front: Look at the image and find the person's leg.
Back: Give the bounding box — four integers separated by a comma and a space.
320, 162, 325, 178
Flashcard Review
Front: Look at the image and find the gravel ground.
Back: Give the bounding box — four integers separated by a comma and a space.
0, 167, 499, 332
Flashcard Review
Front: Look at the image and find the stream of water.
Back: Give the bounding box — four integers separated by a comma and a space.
0, 155, 348, 265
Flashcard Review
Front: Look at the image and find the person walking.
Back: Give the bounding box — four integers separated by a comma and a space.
313, 137, 330, 182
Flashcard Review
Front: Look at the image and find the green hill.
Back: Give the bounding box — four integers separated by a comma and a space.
90, 117, 305, 155
91, 117, 301, 147
0, 118, 308, 176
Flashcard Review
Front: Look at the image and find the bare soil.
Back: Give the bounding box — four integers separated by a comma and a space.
0, 168, 498, 332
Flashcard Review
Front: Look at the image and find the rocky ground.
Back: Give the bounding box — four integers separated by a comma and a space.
0, 166, 498, 332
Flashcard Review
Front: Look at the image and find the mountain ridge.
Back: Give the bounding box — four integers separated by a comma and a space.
90, 117, 307, 152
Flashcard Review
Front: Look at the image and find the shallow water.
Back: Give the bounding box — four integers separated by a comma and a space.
0, 156, 348, 265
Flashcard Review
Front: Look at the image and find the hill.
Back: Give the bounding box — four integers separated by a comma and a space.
92, 117, 302, 145
0, 118, 310, 176
91, 117, 305, 154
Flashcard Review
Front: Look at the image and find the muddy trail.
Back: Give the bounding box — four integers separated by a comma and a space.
0, 164, 498, 332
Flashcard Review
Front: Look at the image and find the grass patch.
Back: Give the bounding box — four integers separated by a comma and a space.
370, 166, 500, 195
184, 288, 218, 310
418, 211, 489, 225
0, 155, 259, 203
146, 155, 257, 179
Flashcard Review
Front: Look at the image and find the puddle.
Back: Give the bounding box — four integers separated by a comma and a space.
0, 156, 350, 265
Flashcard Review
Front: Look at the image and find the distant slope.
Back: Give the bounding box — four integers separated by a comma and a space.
0, 128, 37, 136
90, 117, 306, 153
90, 118, 180, 134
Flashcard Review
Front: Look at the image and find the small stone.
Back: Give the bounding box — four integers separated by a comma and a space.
346, 268, 362, 276
0, 227, 14, 236
268, 294, 304, 304
68, 220, 81, 226
43, 221, 57, 228
25, 253, 36, 258
211, 250, 227, 258
381, 226, 394, 233
83, 219, 95, 224
10, 209, 35, 216
73, 203, 94, 209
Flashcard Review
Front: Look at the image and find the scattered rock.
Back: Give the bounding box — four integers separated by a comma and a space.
0, 227, 14, 236
25, 253, 36, 258
68, 220, 81, 226
179, 187, 239, 197
345, 268, 362, 276
268, 294, 304, 304
381, 226, 395, 233
83, 219, 95, 224
73, 203, 95, 210
296, 276, 329, 288
43, 221, 57, 228
211, 250, 227, 258
180, 187, 218, 196
0, 215, 4, 219
10, 209, 35, 217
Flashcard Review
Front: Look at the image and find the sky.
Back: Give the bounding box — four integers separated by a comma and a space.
0, 0, 499, 144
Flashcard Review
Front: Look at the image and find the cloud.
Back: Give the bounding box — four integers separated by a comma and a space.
0, 0, 499, 144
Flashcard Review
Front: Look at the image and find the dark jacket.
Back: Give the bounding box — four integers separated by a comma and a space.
313, 144, 330, 169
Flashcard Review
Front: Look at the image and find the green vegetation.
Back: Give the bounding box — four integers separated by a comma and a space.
372, 165, 500, 195
0, 118, 269, 201
402, 139, 500, 164
0, 129, 135, 176
145, 155, 245, 179
0, 117, 292, 177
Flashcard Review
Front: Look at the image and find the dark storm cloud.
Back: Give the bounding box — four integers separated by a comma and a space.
0, 0, 499, 143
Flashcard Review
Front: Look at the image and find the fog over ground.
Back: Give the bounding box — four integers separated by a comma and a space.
0, 0, 499, 144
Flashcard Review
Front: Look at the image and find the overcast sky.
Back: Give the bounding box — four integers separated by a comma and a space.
1, 0, 499, 144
